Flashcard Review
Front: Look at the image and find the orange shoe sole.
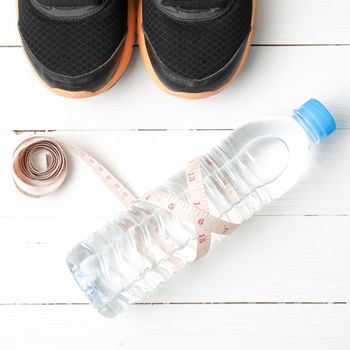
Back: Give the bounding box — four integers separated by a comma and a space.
17, 0, 136, 99
137, 0, 257, 99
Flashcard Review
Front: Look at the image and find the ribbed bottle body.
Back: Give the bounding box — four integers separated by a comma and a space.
67, 117, 312, 317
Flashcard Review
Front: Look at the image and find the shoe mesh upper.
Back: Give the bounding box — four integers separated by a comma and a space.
18, 0, 127, 77
143, 0, 252, 80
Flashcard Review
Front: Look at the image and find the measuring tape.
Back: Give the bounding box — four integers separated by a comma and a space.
12, 136, 240, 259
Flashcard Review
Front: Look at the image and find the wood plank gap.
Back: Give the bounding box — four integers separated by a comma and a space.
0, 301, 348, 306
1, 214, 348, 219
9, 126, 350, 132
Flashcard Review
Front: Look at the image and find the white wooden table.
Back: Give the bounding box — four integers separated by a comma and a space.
1, 0, 350, 348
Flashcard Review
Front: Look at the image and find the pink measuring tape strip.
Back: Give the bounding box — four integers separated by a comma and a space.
12, 136, 239, 259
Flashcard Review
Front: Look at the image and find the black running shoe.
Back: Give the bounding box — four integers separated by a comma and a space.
138, 0, 256, 99
18, 0, 135, 98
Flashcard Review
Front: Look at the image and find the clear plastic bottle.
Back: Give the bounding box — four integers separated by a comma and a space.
67, 99, 336, 318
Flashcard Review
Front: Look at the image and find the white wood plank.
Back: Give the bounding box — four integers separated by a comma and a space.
0, 129, 347, 303
254, 0, 350, 45
1, 304, 350, 350
0, 130, 348, 303
0, 0, 18, 46
1, 1, 348, 344
1, 46, 350, 130
0, 130, 346, 218
0, 216, 349, 303
3, 0, 350, 46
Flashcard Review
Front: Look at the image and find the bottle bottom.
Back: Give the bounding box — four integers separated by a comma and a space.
67, 234, 198, 318
67, 243, 128, 318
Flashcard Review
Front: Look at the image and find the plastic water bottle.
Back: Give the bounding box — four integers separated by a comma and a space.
67, 99, 336, 318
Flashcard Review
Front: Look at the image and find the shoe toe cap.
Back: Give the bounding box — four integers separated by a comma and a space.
142, 0, 253, 94
18, 0, 127, 93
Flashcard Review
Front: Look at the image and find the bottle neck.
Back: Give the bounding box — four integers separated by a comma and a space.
292, 112, 320, 144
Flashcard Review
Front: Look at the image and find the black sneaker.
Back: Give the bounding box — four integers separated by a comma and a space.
138, 0, 256, 99
18, 0, 135, 98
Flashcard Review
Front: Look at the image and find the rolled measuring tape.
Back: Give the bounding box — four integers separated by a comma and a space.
12, 136, 239, 259
12, 137, 68, 198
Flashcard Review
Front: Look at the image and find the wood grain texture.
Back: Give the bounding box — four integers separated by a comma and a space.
0, 131, 349, 304
0, 216, 349, 304
2, 305, 350, 350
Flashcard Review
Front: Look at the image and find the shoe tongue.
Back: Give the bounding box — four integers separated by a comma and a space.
36, 0, 105, 7
162, 0, 228, 10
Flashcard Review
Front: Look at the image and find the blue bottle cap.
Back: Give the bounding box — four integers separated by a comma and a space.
294, 99, 336, 143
